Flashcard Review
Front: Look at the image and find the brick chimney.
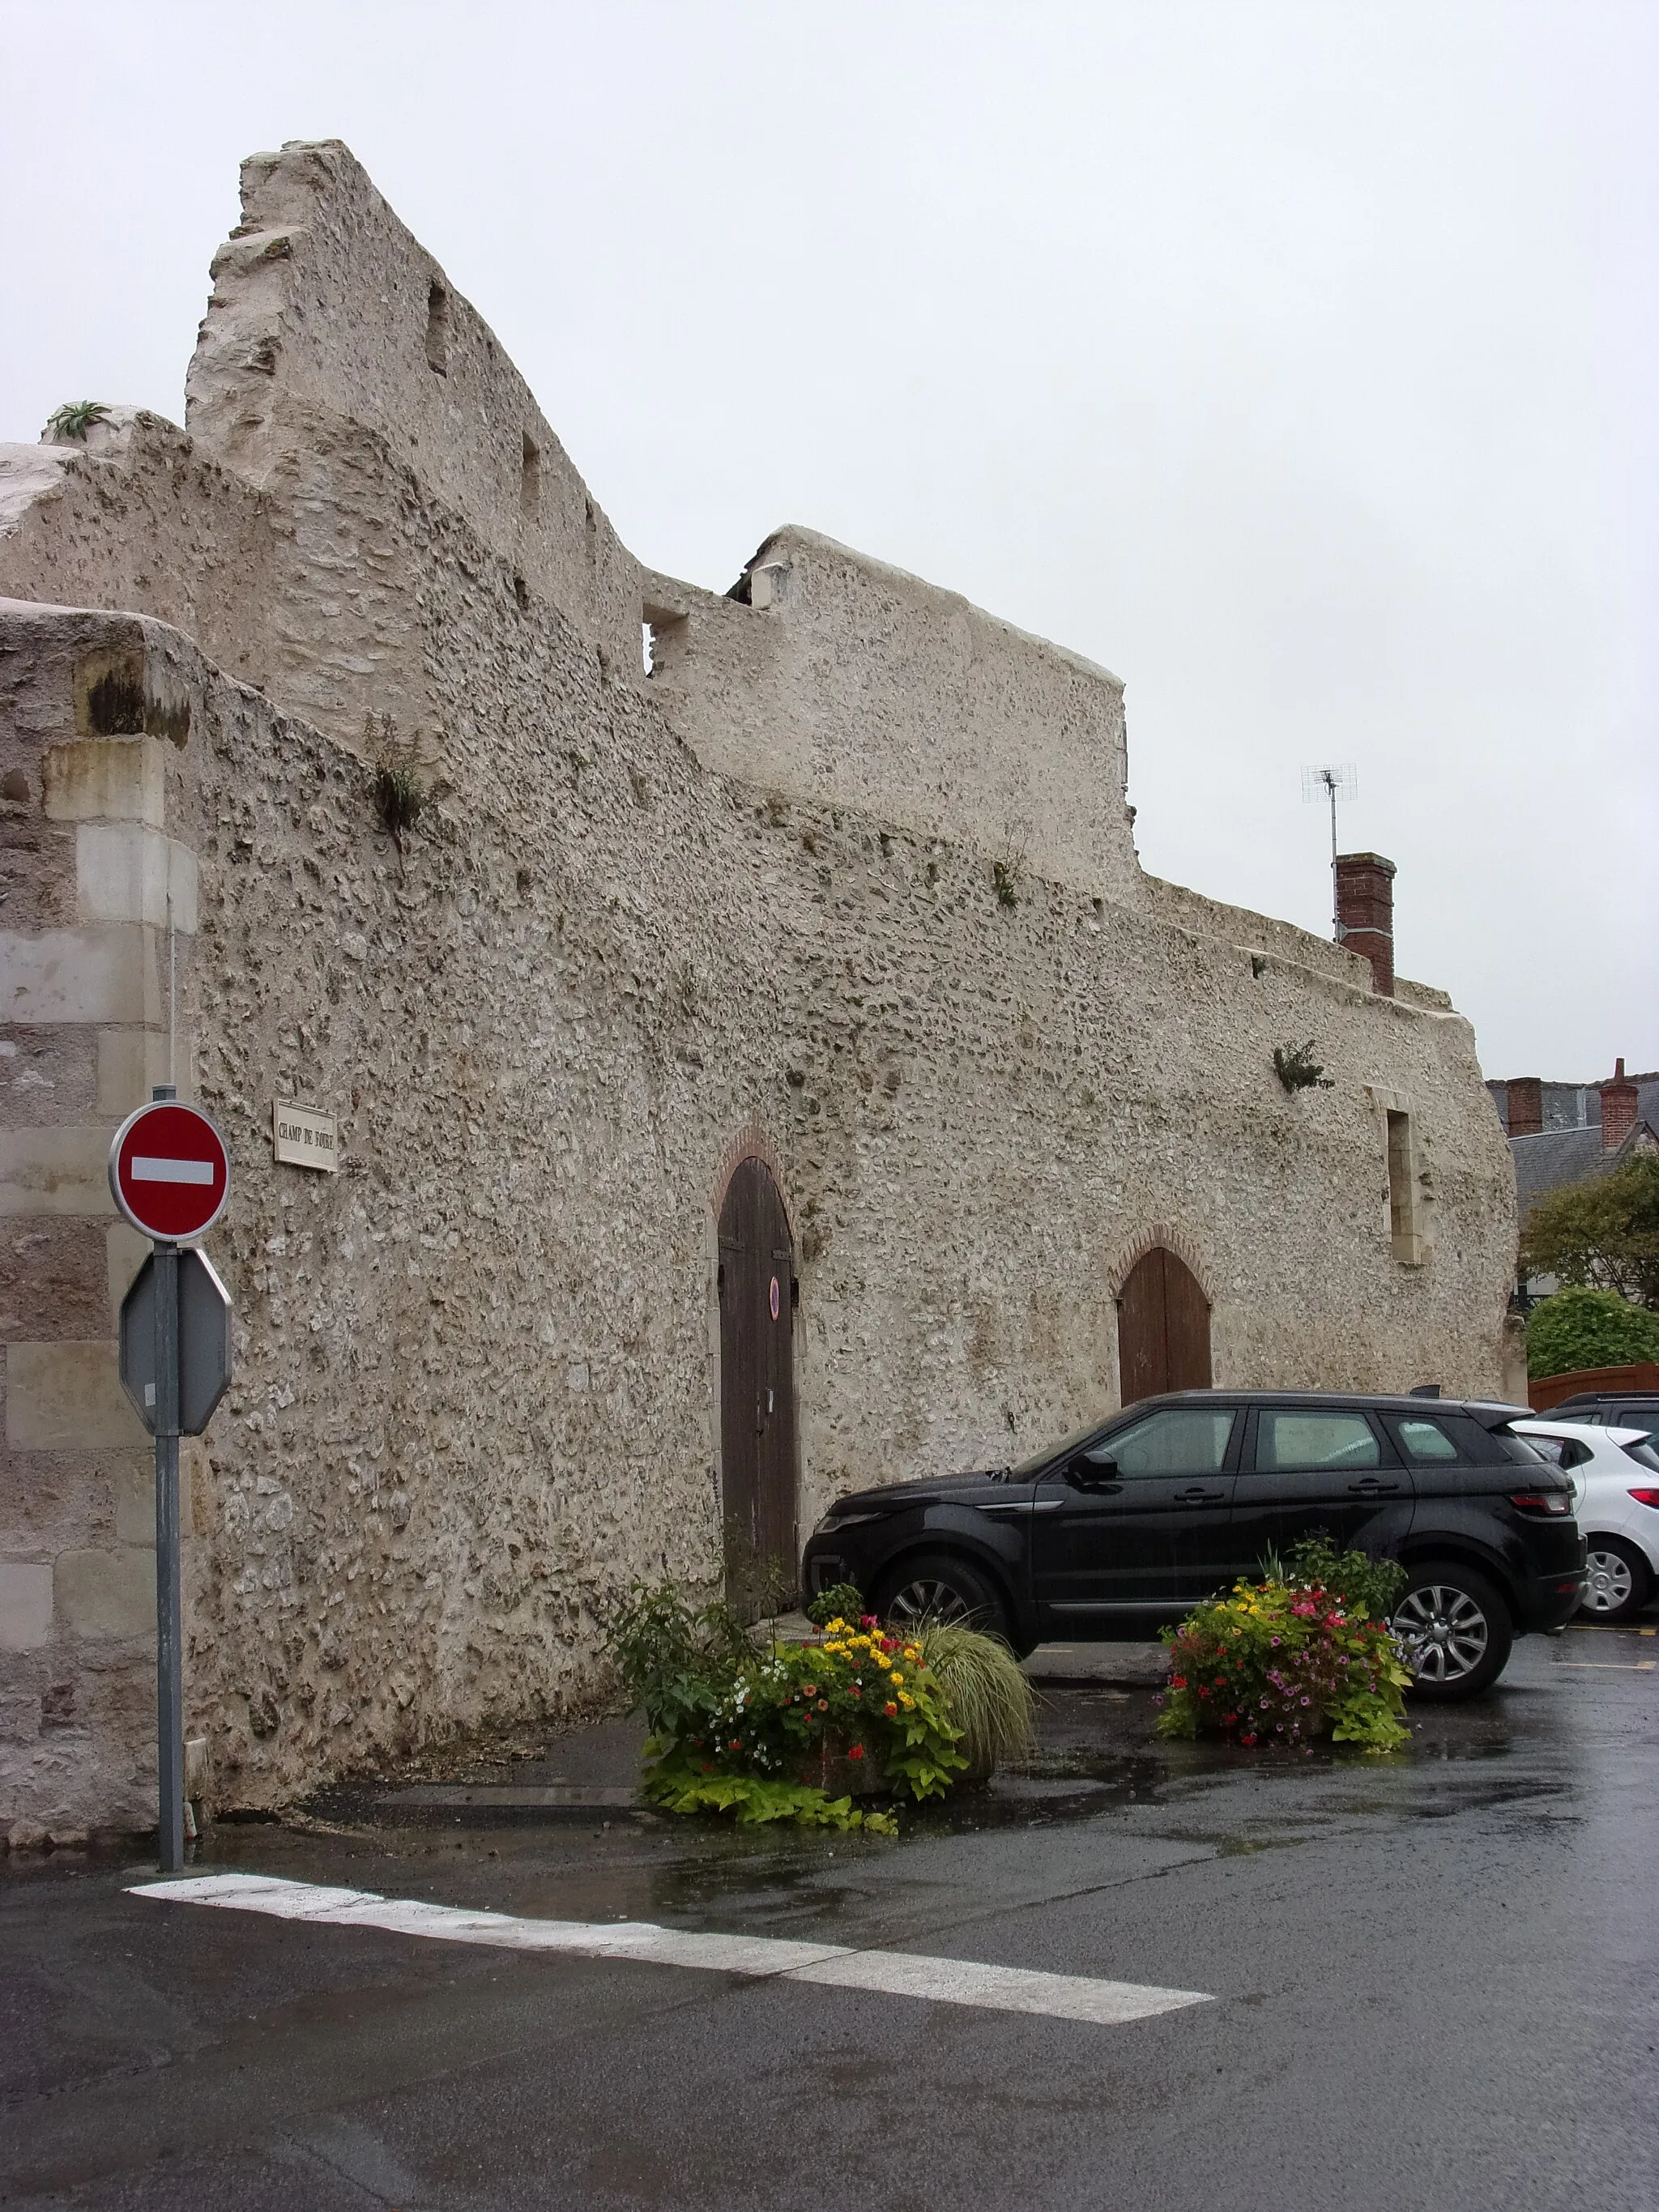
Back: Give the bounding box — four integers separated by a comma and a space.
1600, 1057, 1638, 1152
1334, 852, 1396, 996
1506, 1077, 1543, 1138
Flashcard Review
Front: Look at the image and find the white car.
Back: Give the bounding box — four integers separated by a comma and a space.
1514, 1419, 1659, 1625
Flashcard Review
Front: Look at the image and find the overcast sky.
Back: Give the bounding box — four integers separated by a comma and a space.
4, 2, 1655, 1080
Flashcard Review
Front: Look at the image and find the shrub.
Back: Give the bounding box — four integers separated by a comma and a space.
805, 1581, 864, 1629
1519, 1155, 1659, 1310
605, 1582, 753, 1741
606, 1588, 966, 1830
1526, 1285, 1659, 1380
912, 1621, 1035, 1771
1158, 1545, 1412, 1754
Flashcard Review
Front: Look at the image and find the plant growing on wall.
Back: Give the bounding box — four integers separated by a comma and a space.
1525, 1285, 1659, 1379
45, 401, 111, 443
367, 714, 427, 857
1273, 1041, 1333, 1093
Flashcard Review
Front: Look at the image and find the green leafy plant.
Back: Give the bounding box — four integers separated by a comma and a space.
1526, 1285, 1659, 1380
1520, 1157, 1659, 1311
1158, 1545, 1412, 1754
912, 1619, 1035, 1772
613, 1587, 967, 1827
992, 859, 1021, 910
605, 1581, 753, 1741
1280, 1534, 1407, 1622
373, 761, 425, 850
45, 400, 111, 443
805, 1581, 864, 1629
644, 1768, 895, 1835
1273, 1041, 1334, 1093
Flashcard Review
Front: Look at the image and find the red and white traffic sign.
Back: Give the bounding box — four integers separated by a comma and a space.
109, 1101, 230, 1242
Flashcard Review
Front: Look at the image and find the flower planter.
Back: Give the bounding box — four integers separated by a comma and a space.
802, 1734, 885, 1798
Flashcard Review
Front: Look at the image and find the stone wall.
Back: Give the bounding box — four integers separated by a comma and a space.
0, 138, 1519, 1837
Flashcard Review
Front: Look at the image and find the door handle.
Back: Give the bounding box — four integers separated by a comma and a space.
1173, 1486, 1226, 1504
1346, 1480, 1401, 1495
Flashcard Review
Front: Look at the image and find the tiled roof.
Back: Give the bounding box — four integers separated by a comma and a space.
1512, 1118, 1659, 1218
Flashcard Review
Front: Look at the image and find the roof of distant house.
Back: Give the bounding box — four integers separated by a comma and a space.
1510, 1116, 1659, 1218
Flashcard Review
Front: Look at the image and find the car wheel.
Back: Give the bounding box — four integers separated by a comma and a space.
1579, 1537, 1653, 1625
1392, 1562, 1513, 1701
872, 1553, 1013, 1646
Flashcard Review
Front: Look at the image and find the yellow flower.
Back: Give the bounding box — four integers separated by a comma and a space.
875, 1654, 892, 1671
899, 1692, 915, 1708
889, 1670, 904, 1685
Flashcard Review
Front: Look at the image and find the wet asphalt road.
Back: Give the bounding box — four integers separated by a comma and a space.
4, 1621, 1657, 2212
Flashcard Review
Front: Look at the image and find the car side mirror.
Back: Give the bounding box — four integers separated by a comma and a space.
1067, 1453, 1120, 1490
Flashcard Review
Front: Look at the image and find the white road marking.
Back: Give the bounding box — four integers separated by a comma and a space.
131, 1155, 215, 1185
130, 1873, 1211, 2027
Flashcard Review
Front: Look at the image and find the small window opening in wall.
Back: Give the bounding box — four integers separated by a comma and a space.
424, 279, 450, 375
642, 620, 655, 676
1386, 1109, 1427, 1264
520, 433, 540, 518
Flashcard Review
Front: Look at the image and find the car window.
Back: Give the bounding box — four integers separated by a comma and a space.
1523, 1434, 1565, 1465
1256, 1411, 1380, 1472
1010, 1414, 1112, 1477
1623, 1438, 1659, 1473
1616, 1404, 1659, 1441
1396, 1417, 1461, 1464
1091, 1409, 1235, 1477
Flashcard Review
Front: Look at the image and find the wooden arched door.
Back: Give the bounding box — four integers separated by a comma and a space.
718, 1158, 799, 1617
1117, 1247, 1212, 1405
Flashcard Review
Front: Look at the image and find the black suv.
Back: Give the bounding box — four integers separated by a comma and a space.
1545, 1392, 1659, 1447
802, 1392, 1586, 1699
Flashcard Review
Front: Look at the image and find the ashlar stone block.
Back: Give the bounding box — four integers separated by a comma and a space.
53, 1547, 155, 1638
0, 1562, 53, 1650
6, 1341, 145, 1450
76, 825, 198, 933
1, 927, 160, 1026
42, 738, 166, 829
0, 1127, 117, 1218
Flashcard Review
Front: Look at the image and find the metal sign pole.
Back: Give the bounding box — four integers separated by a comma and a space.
153, 1235, 185, 1874
111, 1085, 231, 1871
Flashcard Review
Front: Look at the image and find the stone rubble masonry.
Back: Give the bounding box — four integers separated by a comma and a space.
0, 139, 1520, 1838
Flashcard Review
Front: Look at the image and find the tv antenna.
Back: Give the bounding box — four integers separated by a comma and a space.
1301, 764, 1358, 939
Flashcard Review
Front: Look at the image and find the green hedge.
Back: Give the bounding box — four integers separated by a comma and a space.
1526, 1285, 1659, 1380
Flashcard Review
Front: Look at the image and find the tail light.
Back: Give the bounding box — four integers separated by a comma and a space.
1627, 1488, 1659, 1510
1508, 1491, 1574, 1516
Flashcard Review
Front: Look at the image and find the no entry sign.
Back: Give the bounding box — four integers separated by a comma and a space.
109, 1101, 229, 1242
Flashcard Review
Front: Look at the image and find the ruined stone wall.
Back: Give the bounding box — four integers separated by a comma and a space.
2, 584, 1513, 1836
0, 136, 1520, 1838
643, 528, 1137, 898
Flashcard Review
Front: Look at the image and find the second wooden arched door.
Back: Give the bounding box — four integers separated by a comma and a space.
718, 1157, 799, 1617
1117, 1247, 1212, 1405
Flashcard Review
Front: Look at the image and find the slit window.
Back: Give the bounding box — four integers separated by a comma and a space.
1386, 1108, 1427, 1265
424, 279, 450, 375
520, 433, 540, 517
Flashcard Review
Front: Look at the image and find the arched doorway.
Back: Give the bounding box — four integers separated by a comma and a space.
1117, 1246, 1212, 1404
718, 1157, 799, 1617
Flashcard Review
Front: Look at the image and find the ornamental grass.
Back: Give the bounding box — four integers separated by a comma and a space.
911, 1619, 1036, 1773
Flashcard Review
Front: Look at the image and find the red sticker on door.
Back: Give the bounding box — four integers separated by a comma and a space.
770, 1275, 781, 1321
